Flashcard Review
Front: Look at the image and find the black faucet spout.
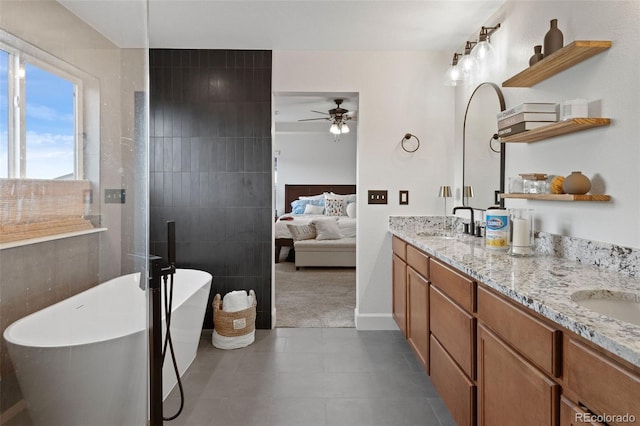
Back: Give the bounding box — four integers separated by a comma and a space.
452, 206, 475, 234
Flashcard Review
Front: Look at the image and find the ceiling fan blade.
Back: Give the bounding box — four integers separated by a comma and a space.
310, 110, 330, 115
298, 117, 330, 122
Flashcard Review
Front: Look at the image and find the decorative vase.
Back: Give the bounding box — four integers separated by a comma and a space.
562, 171, 591, 195
543, 19, 564, 57
529, 45, 544, 66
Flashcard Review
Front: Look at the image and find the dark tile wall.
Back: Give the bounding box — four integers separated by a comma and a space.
149, 49, 272, 329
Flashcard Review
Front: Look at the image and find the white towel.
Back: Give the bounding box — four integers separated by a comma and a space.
223, 290, 249, 312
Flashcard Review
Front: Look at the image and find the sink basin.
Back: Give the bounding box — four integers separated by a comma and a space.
571, 290, 640, 327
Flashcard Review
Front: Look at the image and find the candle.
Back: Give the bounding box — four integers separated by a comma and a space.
512, 217, 531, 247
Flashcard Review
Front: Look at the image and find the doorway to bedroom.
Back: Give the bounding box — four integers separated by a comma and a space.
273, 92, 358, 328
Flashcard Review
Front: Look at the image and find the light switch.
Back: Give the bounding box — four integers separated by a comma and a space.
399, 190, 409, 205
368, 190, 388, 205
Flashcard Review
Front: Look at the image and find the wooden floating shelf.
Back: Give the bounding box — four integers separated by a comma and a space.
500, 193, 611, 202
503, 40, 612, 87
499, 118, 610, 143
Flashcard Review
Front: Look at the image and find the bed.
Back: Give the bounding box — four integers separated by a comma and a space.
275, 184, 357, 264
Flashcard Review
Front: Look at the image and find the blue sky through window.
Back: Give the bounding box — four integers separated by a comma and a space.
25, 62, 75, 179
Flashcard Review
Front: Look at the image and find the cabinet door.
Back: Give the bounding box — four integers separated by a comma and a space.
407, 266, 429, 373
392, 253, 407, 337
478, 324, 560, 426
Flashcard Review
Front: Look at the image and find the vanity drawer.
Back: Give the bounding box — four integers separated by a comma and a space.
392, 236, 407, 261
407, 244, 429, 278
430, 334, 476, 426
477, 285, 561, 378
565, 338, 640, 423
429, 259, 475, 312
560, 397, 603, 426
430, 285, 476, 379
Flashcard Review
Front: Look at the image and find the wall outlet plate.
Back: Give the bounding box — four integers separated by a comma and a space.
105, 189, 126, 204
368, 190, 388, 204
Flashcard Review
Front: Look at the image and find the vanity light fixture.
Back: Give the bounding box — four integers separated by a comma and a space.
471, 24, 501, 70
444, 53, 463, 86
457, 41, 478, 80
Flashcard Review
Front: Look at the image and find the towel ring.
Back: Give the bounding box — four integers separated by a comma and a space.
489, 133, 500, 153
401, 133, 420, 153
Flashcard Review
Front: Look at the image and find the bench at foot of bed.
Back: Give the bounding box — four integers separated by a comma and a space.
293, 237, 356, 269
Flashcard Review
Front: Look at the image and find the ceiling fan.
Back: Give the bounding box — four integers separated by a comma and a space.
299, 99, 354, 135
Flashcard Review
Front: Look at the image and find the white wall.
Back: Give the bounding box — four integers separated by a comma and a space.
457, 1, 640, 248
273, 50, 455, 329
274, 131, 357, 215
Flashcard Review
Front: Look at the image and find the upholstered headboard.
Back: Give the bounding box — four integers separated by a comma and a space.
284, 184, 357, 213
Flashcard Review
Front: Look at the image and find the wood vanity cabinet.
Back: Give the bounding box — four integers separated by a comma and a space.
429, 259, 477, 425
478, 323, 560, 426
563, 337, 640, 425
406, 245, 430, 373
560, 397, 604, 426
477, 285, 561, 426
391, 236, 407, 336
390, 237, 640, 426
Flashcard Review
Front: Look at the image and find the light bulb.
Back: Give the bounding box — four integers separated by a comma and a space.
471, 41, 496, 68
330, 123, 340, 134
444, 64, 462, 86
340, 123, 349, 134
458, 54, 478, 79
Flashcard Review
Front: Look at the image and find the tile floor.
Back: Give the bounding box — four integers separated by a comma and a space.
164, 328, 455, 426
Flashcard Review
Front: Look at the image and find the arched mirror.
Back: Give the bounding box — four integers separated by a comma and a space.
462, 82, 506, 209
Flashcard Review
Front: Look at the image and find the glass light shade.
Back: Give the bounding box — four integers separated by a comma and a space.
458, 54, 478, 79
329, 123, 340, 134
444, 64, 462, 86
471, 41, 496, 67
340, 123, 349, 133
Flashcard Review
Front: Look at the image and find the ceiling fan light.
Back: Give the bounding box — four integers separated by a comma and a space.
330, 123, 341, 134
340, 123, 349, 134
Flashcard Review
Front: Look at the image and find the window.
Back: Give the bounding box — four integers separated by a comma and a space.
0, 49, 8, 178
1, 34, 82, 180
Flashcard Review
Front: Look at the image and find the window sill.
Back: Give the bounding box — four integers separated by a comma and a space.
0, 227, 107, 251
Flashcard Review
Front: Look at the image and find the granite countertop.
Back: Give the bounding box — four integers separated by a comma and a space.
389, 216, 640, 369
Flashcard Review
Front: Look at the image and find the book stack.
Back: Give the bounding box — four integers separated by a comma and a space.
497, 103, 558, 137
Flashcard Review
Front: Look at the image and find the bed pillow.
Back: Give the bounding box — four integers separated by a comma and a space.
290, 198, 325, 214
303, 204, 324, 215
346, 202, 356, 218
324, 197, 346, 216
286, 224, 317, 241
310, 218, 343, 240
299, 193, 327, 201
329, 192, 357, 204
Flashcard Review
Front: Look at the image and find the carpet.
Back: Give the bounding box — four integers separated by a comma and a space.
275, 262, 355, 328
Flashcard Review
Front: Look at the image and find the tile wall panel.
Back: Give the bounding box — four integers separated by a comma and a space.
149, 49, 273, 329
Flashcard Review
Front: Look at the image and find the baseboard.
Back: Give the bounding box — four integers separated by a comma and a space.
354, 310, 400, 330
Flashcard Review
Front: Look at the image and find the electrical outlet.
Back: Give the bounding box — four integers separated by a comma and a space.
368, 190, 388, 205
105, 189, 126, 204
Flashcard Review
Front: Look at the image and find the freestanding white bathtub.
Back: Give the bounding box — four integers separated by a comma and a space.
3, 268, 212, 426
